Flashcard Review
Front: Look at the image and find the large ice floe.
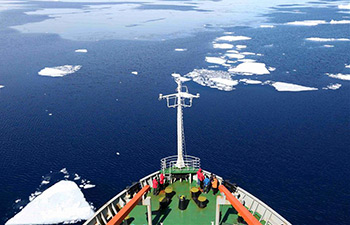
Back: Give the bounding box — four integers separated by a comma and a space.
6, 180, 94, 225
215, 36, 251, 42
338, 4, 350, 9
38, 65, 82, 77
306, 37, 350, 42
267, 81, 318, 92
186, 69, 238, 91
286, 20, 326, 26
240, 79, 262, 84
213, 43, 233, 49
326, 73, 350, 80
228, 62, 270, 75
205, 57, 226, 65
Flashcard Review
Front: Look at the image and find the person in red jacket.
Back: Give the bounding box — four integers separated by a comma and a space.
197, 168, 205, 190
159, 173, 165, 190
152, 178, 159, 195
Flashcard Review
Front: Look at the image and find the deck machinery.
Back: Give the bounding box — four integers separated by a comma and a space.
83, 75, 292, 225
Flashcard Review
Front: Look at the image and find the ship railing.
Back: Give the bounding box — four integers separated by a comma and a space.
234, 187, 291, 225
160, 155, 201, 174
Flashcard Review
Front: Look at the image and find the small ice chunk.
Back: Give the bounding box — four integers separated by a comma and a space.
74, 174, 81, 181
75, 49, 87, 53
326, 73, 350, 80
15, 199, 21, 203
236, 45, 247, 49
260, 25, 275, 28
38, 65, 82, 77
286, 20, 326, 26
338, 4, 350, 9
241, 52, 255, 55
306, 37, 350, 42
224, 32, 234, 34
131, 71, 138, 75
174, 48, 187, 51
5, 181, 94, 225
225, 53, 245, 59
82, 184, 96, 189
229, 62, 270, 75
215, 36, 251, 42
0, 85, 4, 89
345, 64, 350, 68
64, 174, 70, 179
48, 113, 52, 116
268, 67, 276, 72
240, 79, 262, 84
41, 180, 50, 185
172, 73, 190, 82
270, 82, 318, 92
116, 152, 120, 155
323, 45, 334, 48
322, 83, 342, 90
213, 43, 234, 49
205, 57, 226, 65
60, 168, 68, 174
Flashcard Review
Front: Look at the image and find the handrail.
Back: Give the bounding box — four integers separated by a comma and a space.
106, 185, 150, 225
219, 185, 261, 225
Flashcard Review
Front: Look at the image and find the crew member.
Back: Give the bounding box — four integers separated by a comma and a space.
211, 175, 219, 195
152, 178, 159, 195
197, 168, 205, 190
159, 173, 165, 190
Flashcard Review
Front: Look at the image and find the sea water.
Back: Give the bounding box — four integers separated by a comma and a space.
0, 0, 349, 224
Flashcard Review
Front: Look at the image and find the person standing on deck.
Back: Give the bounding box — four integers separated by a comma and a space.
152, 178, 159, 195
159, 173, 165, 190
203, 176, 211, 193
211, 175, 219, 195
197, 169, 205, 190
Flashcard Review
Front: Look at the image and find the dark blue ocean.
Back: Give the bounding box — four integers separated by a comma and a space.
0, 0, 349, 224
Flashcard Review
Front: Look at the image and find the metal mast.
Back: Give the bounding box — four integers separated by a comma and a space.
159, 74, 199, 169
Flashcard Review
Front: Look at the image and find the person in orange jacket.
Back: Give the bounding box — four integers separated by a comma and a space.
211, 175, 219, 195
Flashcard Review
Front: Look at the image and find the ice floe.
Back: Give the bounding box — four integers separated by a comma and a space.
185, 69, 238, 91
323, 44, 334, 47
236, 45, 247, 49
215, 36, 251, 42
238, 59, 256, 63
229, 62, 270, 75
213, 43, 233, 49
260, 25, 275, 28
225, 53, 245, 59
326, 73, 350, 80
38, 65, 82, 77
338, 4, 350, 9
0, 85, 4, 89
268, 67, 276, 72
322, 83, 342, 90
41, 180, 50, 185
306, 37, 350, 42
15, 199, 21, 204
329, 20, 350, 24
174, 48, 187, 51
345, 64, 350, 68
286, 20, 326, 26
205, 57, 226, 65
172, 73, 191, 82
240, 79, 262, 84
6, 180, 94, 225
131, 71, 138, 75
75, 49, 87, 53
241, 52, 256, 55
268, 81, 318, 92
74, 174, 81, 181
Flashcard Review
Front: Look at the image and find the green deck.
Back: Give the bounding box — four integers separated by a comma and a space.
128, 180, 242, 225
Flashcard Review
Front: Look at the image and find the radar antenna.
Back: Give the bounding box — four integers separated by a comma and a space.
159, 74, 199, 168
